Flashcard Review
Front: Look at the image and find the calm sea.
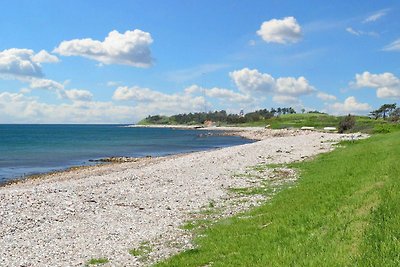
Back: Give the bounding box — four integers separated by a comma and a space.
0, 124, 251, 183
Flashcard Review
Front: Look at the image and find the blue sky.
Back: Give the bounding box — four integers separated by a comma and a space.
0, 0, 399, 123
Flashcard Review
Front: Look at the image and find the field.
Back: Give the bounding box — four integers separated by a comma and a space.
157, 130, 400, 266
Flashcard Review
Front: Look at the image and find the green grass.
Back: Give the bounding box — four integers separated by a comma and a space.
237, 113, 391, 132
85, 258, 109, 266
137, 113, 398, 134
156, 131, 400, 266
129, 241, 152, 261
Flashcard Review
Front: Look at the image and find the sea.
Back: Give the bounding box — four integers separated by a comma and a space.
0, 124, 252, 183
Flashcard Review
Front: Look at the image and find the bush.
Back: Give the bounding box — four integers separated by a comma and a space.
373, 123, 400, 134
338, 114, 356, 133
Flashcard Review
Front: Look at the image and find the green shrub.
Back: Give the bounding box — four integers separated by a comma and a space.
338, 114, 356, 133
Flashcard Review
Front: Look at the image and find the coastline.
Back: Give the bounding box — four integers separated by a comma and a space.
0, 126, 310, 187
0, 128, 368, 266
0, 126, 253, 186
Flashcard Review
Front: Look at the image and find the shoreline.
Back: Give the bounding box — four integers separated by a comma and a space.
0, 127, 254, 186
0, 128, 368, 266
0, 126, 308, 187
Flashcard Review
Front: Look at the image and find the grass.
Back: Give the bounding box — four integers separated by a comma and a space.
156, 130, 400, 266
129, 241, 152, 261
137, 113, 399, 134
237, 113, 393, 133
85, 258, 109, 266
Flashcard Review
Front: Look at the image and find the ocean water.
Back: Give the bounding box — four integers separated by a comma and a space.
0, 124, 252, 183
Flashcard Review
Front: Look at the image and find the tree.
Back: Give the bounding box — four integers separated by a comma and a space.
369, 110, 380, 120
301, 108, 305, 114
379, 103, 396, 119
370, 103, 397, 119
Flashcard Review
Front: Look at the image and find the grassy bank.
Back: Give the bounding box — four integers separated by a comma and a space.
156, 131, 400, 266
138, 113, 397, 134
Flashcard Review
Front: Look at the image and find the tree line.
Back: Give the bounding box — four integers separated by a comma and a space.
142, 107, 297, 125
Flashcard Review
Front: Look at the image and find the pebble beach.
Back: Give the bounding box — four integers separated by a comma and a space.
0, 128, 367, 266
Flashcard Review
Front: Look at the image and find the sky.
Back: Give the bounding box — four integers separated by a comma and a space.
0, 0, 399, 123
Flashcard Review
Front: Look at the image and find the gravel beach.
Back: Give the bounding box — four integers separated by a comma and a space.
0, 128, 367, 266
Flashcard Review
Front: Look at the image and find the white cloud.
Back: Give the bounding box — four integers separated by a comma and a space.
184, 84, 201, 95
363, 9, 389, 23
205, 87, 253, 103
383, 39, 400, 52
345, 27, 378, 37
0, 91, 137, 123
346, 27, 361, 36
257, 17, 302, 44
31, 50, 60, 63
328, 96, 371, 115
29, 78, 64, 91
28, 78, 93, 102
275, 76, 315, 96
317, 92, 337, 101
229, 68, 315, 102
112, 86, 206, 115
113, 86, 159, 102
61, 89, 93, 102
0, 48, 43, 79
353, 71, 400, 99
183, 84, 256, 110
54, 29, 153, 67
229, 68, 275, 93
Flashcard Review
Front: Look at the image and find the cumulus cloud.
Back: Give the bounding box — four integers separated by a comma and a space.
353, 71, 400, 99
0, 48, 43, 79
317, 92, 337, 101
275, 76, 315, 96
229, 68, 275, 93
54, 29, 153, 67
0, 48, 59, 80
0, 91, 137, 123
328, 96, 371, 115
31, 50, 60, 63
28, 78, 93, 102
205, 87, 252, 103
229, 67, 315, 104
112, 84, 257, 116
112, 86, 206, 114
383, 39, 400, 52
60, 89, 93, 102
257, 17, 302, 44
29, 78, 64, 91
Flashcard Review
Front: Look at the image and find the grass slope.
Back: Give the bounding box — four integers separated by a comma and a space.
156, 131, 400, 266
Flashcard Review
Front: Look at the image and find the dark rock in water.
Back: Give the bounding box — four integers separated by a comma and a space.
90, 157, 139, 163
